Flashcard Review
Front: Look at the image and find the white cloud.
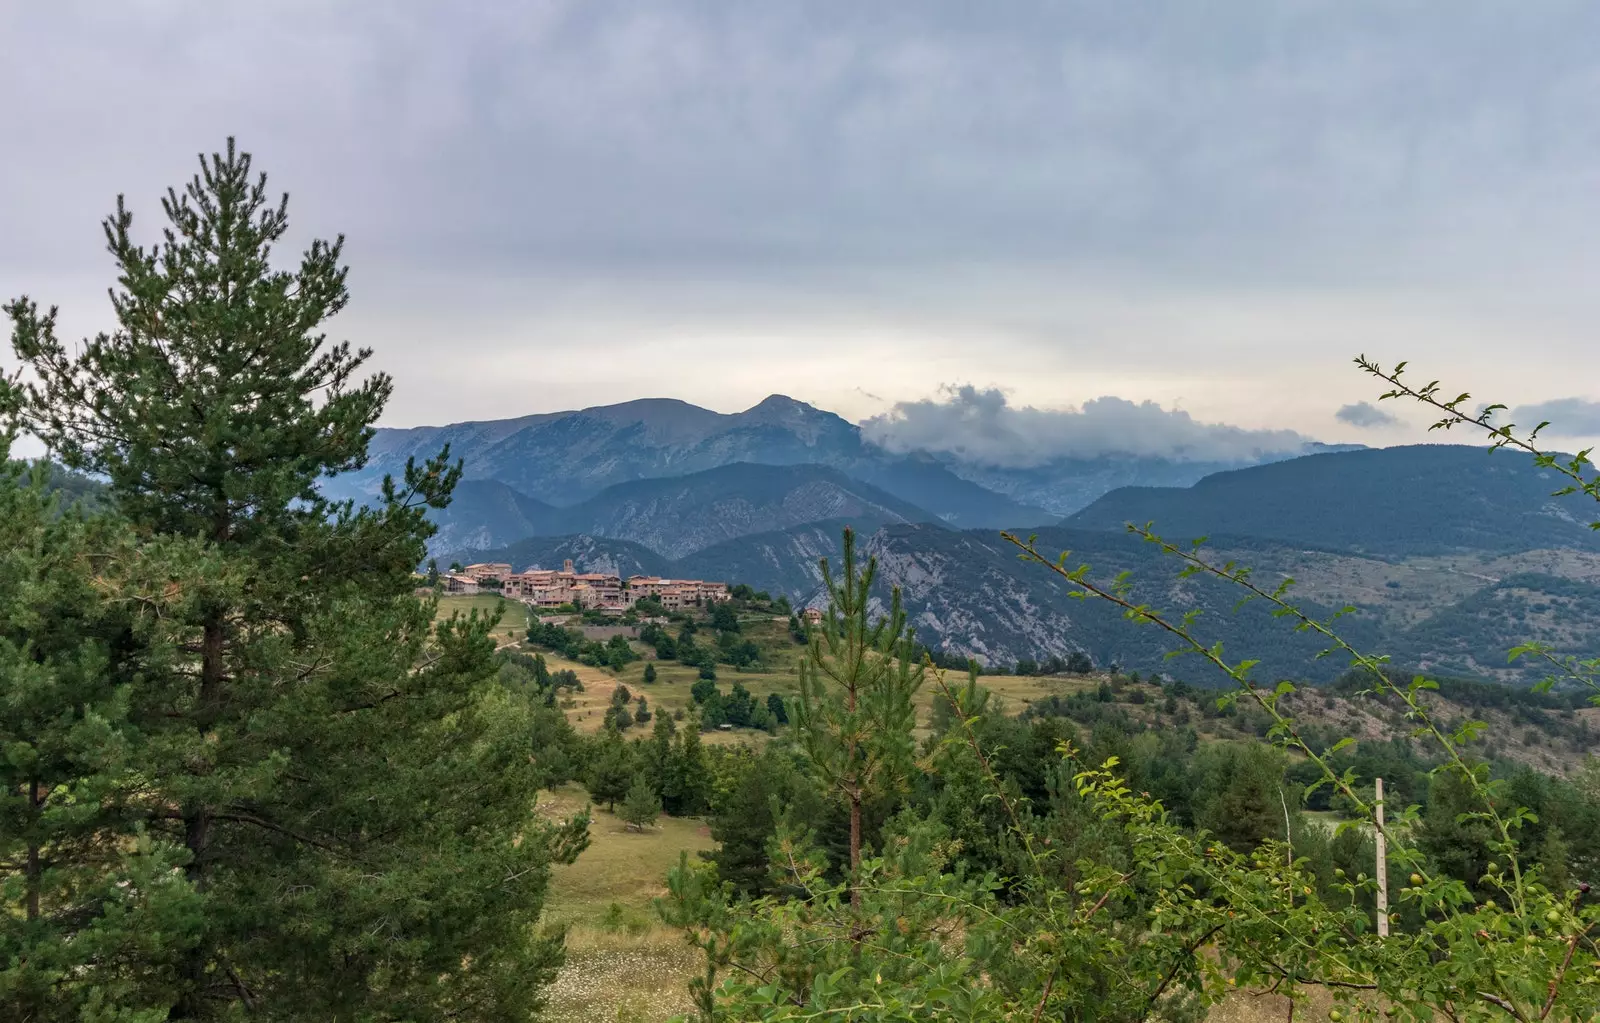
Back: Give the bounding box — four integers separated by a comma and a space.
1334, 401, 1399, 429
860, 385, 1311, 467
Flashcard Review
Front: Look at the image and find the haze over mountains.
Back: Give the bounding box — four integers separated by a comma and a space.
335, 395, 1600, 688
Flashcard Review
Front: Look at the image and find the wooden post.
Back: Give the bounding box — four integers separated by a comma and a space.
1280, 787, 1294, 904
1375, 776, 1389, 937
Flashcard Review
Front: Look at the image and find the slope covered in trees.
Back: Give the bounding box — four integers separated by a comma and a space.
1068, 444, 1600, 556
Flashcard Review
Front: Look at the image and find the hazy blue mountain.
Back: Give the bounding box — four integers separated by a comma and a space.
940, 442, 1367, 517
434, 441, 1600, 686
674, 519, 856, 600
427, 478, 559, 554
859, 524, 1600, 685
537, 462, 940, 559
1067, 445, 1600, 557
337, 395, 1048, 529
445, 533, 670, 579
863, 524, 1383, 683
429, 463, 946, 561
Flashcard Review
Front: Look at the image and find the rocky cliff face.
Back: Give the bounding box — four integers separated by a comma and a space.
864, 526, 1091, 665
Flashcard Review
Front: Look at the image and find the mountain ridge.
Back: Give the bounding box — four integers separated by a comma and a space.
428, 462, 952, 561
1067, 444, 1600, 557
339, 393, 1317, 527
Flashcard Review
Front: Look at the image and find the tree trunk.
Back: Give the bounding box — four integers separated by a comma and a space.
848, 787, 862, 912
173, 613, 226, 1019
25, 777, 40, 922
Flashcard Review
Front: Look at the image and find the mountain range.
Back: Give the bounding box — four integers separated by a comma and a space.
1068, 445, 1600, 557
429, 463, 937, 560
336, 395, 1051, 532
335, 395, 1344, 549
438, 438, 1600, 689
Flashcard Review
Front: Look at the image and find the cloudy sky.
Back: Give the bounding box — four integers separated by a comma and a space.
4, 1, 1599, 462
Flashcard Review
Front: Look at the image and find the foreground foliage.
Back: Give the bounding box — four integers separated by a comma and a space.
661, 362, 1600, 1022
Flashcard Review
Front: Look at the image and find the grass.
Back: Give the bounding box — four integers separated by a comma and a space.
536, 784, 713, 1023
432, 593, 529, 644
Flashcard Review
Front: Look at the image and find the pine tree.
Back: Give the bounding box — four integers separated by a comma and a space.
619, 775, 663, 832
792, 526, 924, 916
707, 749, 793, 894
643, 661, 658, 684
4, 141, 586, 1020
766, 692, 789, 725
669, 724, 711, 817
646, 713, 678, 809
587, 725, 635, 811
0, 454, 205, 1017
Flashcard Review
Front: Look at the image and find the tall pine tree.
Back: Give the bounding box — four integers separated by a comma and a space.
4, 140, 587, 1020
792, 526, 924, 915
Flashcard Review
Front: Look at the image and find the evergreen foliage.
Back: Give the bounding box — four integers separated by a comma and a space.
661, 369, 1600, 1022
586, 725, 634, 811
619, 775, 663, 831
792, 526, 924, 908
3, 141, 587, 1020
0, 452, 204, 1018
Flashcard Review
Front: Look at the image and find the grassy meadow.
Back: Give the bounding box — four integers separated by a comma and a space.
433, 593, 530, 644
537, 784, 711, 1022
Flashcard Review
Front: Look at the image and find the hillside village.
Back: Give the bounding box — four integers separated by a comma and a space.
441, 559, 731, 613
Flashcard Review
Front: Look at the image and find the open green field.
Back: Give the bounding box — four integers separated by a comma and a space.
549, 616, 1104, 739
537, 784, 711, 1023
432, 593, 530, 644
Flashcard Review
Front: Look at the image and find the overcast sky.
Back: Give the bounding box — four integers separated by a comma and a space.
4, 1, 1599, 461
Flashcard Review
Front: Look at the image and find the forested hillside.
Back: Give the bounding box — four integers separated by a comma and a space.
1069, 444, 1600, 556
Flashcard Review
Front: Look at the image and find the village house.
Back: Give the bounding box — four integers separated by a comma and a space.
494, 559, 730, 612
803, 607, 824, 626
460, 562, 513, 584
625, 575, 731, 610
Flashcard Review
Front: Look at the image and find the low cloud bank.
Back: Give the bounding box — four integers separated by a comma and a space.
1509, 397, 1600, 436
860, 385, 1312, 468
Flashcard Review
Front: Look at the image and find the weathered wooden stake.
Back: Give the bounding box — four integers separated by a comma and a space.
1375, 776, 1389, 937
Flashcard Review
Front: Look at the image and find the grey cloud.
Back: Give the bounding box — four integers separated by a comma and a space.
1510, 398, 1600, 436
860, 385, 1311, 467
1335, 401, 1399, 429
7, 2, 1600, 282
5, 4, 1600, 434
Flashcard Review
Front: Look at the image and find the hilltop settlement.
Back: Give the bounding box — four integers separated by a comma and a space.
442, 559, 730, 612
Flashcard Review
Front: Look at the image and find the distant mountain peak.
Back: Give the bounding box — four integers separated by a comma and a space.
574, 397, 725, 437
745, 393, 817, 416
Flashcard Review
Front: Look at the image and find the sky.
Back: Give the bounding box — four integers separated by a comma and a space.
4, 1, 1600, 464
